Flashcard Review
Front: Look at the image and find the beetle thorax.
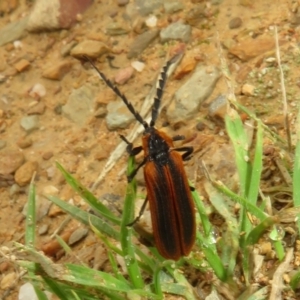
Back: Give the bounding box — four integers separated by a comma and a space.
144, 131, 170, 165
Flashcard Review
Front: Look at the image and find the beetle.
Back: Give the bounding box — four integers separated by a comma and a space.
87, 55, 196, 260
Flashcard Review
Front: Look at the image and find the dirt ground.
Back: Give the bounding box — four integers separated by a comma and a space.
1, 0, 300, 299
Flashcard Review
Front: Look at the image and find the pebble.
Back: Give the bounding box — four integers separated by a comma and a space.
27, 0, 92, 31
18, 282, 38, 300
229, 17, 242, 29
29, 83, 46, 98
131, 61, 145, 72
9, 183, 21, 196
127, 29, 159, 58
42, 151, 53, 160
167, 65, 220, 124
0, 151, 24, 175
185, 4, 206, 26
0, 272, 16, 289
242, 83, 255, 96
62, 85, 96, 126
13, 58, 30, 72
164, 1, 184, 13
13, 40, 23, 49
196, 122, 205, 131
27, 102, 46, 115
42, 185, 59, 196
38, 224, 49, 235
114, 66, 134, 85
0, 140, 7, 149
70, 40, 110, 59
60, 41, 77, 57
106, 100, 135, 130
68, 227, 89, 245
14, 161, 39, 186
20, 115, 39, 132
209, 94, 227, 119
117, 0, 129, 6
36, 196, 52, 220
160, 22, 191, 43
174, 55, 197, 79
16, 136, 33, 149
106, 22, 130, 35
0, 16, 29, 47
94, 106, 107, 118
135, 0, 163, 15
42, 60, 73, 80
229, 36, 277, 61
145, 15, 157, 28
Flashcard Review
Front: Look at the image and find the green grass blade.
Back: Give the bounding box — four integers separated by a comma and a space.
47, 195, 120, 240
211, 180, 267, 221
204, 182, 239, 276
42, 277, 69, 300
25, 181, 36, 247
225, 114, 251, 197
246, 216, 277, 245
191, 186, 211, 237
56, 162, 120, 225
33, 287, 48, 300
120, 156, 144, 289
197, 232, 226, 281
290, 269, 300, 290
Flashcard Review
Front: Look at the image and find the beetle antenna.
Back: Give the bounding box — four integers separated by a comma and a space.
150, 55, 179, 127
85, 56, 148, 128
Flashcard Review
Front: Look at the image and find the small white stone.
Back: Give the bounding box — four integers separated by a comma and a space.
18, 282, 38, 300
145, 15, 157, 28
13, 40, 23, 49
131, 61, 145, 72
29, 83, 46, 98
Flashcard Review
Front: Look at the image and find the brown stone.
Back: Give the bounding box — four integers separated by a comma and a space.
27, 102, 46, 115
16, 136, 33, 149
114, 66, 134, 85
42, 60, 73, 80
70, 40, 110, 59
13, 59, 30, 72
0, 151, 24, 175
229, 36, 280, 61
14, 161, 39, 186
42, 151, 53, 160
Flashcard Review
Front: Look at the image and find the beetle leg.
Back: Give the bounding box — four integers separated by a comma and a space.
173, 146, 194, 161
120, 134, 143, 156
127, 196, 148, 226
127, 157, 147, 182
172, 135, 185, 141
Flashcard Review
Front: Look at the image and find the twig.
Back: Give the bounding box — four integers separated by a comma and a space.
275, 26, 292, 151
269, 248, 293, 300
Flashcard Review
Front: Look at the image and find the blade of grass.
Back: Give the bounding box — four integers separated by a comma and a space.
209, 180, 267, 221
204, 181, 239, 277
56, 162, 120, 225
33, 287, 49, 300
47, 195, 120, 240
120, 156, 144, 289
247, 122, 263, 207
196, 231, 226, 281
25, 181, 36, 247
290, 269, 300, 290
191, 184, 211, 237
